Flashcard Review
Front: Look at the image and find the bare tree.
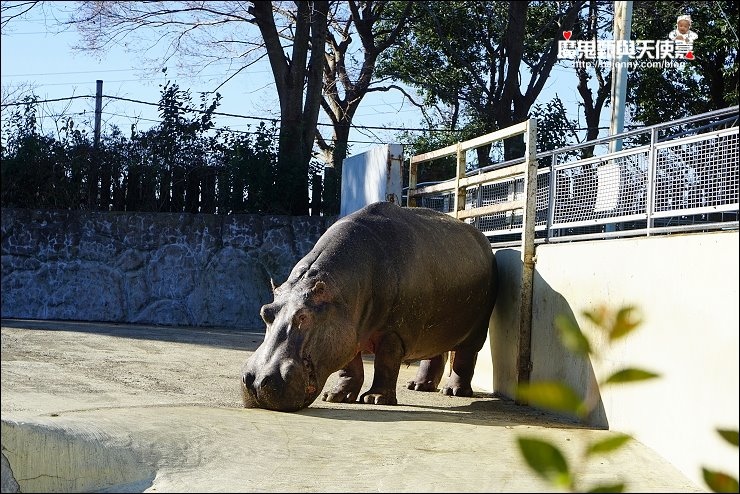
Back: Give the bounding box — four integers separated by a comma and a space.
2, 1, 418, 214
574, 0, 612, 157
249, 1, 328, 215
316, 1, 413, 211
1, 81, 38, 107
1, 1, 328, 214
0, 0, 41, 29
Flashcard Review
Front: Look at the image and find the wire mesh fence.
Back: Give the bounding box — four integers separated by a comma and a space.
409, 106, 739, 246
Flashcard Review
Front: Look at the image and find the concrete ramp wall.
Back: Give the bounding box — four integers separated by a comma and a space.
473, 231, 739, 488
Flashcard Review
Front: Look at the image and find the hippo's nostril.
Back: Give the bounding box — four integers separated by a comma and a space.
242, 371, 255, 388
253, 373, 277, 395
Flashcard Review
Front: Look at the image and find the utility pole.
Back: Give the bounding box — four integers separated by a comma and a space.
91, 79, 104, 209
603, 2, 633, 232
609, 1, 633, 153
94, 80, 103, 148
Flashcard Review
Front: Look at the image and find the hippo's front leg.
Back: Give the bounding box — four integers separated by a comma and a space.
360, 332, 404, 405
322, 351, 364, 403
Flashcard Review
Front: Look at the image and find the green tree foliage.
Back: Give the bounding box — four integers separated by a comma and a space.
1, 95, 86, 208
396, 126, 463, 189
531, 96, 580, 153
1, 84, 286, 214
378, 1, 585, 164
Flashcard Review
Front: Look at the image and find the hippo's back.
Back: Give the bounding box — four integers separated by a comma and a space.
335, 202, 493, 269
309, 202, 497, 359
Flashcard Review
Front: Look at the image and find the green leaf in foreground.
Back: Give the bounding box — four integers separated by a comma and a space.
702, 467, 740, 493
586, 433, 632, 456
610, 306, 642, 342
717, 429, 739, 447
517, 381, 588, 417
583, 306, 609, 329
555, 314, 592, 355
586, 483, 626, 493
603, 368, 660, 385
517, 437, 571, 488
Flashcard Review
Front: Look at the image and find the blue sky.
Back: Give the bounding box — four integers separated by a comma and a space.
1, 2, 588, 157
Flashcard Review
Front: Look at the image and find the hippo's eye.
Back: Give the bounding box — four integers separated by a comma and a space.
260, 304, 276, 324
295, 312, 308, 329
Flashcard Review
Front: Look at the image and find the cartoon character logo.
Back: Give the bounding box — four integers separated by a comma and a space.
668, 14, 698, 42
668, 14, 698, 59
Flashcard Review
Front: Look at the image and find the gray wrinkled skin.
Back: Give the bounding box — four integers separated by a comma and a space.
241, 202, 498, 412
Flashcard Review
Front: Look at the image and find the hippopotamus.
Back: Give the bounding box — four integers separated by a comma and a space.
241, 201, 498, 412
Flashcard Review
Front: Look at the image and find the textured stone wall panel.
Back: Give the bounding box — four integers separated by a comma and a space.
188, 248, 271, 329
0, 208, 335, 330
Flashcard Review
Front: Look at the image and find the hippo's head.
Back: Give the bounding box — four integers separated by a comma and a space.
241, 277, 358, 412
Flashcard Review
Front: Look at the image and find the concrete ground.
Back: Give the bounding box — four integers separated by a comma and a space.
1, 319, 704, 493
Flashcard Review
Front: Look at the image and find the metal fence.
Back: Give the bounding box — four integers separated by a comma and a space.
409, 106, 739, 247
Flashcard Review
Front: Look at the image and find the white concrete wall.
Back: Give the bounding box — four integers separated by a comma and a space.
339, 144, 403, 218
473, 231, 739, 489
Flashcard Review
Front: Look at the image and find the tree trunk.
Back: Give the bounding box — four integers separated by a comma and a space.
320, 122, 351, 214
252, 1, 328, 215
316, 1, 414, 214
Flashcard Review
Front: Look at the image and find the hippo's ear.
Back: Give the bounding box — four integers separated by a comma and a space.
270, 278, 280, 293
310, 280, 331, 303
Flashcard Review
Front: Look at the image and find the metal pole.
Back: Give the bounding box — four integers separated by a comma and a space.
94, 80, 103, 149
606, 2, 632, 233
88, 80, 103, 210
453, 143, 466, 219
516, 117, 538, 400
609, 1, 633, 153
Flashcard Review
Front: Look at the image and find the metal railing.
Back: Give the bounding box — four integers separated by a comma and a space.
408, 106, 739, 248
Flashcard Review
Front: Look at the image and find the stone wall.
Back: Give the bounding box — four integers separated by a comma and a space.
1, 208, 334, 329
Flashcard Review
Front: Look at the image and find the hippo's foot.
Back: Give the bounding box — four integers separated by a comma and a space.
322, 376, 362, 403
440, 382, 474, 397
439, 350, 476, 397
406, 354, 447, 392
322, 352, 364, 403
406, 379, 437, 392
361, 332, 402, 405
359, 388, 398, 405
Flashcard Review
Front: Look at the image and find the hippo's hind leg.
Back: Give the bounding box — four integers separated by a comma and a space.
441, 312, 490, 397
440, 349, 478, 397
406, 353, 448, 392
322, 351, 364, 403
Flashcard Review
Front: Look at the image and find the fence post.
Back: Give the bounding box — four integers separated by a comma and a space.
516, 117, 538, 401
94, 80, 103, 147
646, 126, 657, 236
94, 80, 112, 211
202, 167, 216, 214
407, 160, 418, 207
547, 152, 557, 242
321, 166, 339, 215
453, 143, 466, 219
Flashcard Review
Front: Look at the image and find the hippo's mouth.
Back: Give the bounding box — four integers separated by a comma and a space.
302, 354, 320, 406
